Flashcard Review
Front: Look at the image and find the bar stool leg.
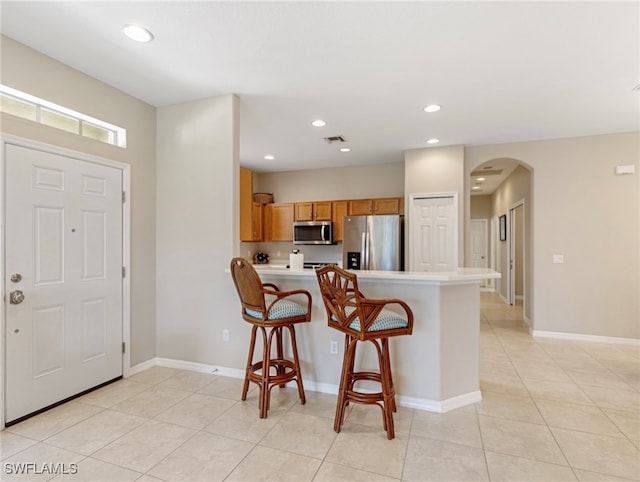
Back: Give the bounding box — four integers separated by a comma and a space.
243, 326, 258, 401
377, 337, 395, 440
382, 338, 397, 413
259, 326, 271, 419
287, 325, 306, 404
335, 335, 356, 432
275, 326, 286, 387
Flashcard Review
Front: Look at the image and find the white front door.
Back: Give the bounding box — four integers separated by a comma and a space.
5, 144, 123, 423
470, 219, 488, 287
409, 195, 456, 272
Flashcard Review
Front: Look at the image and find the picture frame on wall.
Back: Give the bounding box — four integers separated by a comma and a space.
499, 214, 507, 241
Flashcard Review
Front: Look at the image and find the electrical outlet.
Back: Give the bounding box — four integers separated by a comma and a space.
222, 329, 230, 343
276, 250, 281, 257
330, 340, 338, 355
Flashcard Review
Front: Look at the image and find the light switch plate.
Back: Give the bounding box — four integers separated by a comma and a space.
552, 254, 564, 264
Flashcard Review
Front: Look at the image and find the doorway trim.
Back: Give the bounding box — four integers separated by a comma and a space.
508, 199, 525, 313
407, 192, 459, 271
0, 133, 131, 428
470, 218, 489, 288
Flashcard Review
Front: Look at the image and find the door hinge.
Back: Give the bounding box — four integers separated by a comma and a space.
122, 266, 126, 278
122, 191, 126, 203
122, 342, 126, 354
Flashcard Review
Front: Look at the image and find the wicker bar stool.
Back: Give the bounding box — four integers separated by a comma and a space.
315, 265, 413, 439
230, 257, 311, 418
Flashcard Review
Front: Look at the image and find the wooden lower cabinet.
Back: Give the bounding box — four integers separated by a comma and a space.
332, 201, 348, 242
265, 203, 294, 241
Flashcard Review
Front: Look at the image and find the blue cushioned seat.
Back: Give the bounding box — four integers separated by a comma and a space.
246, 295, 307, 320
348, 308, 409, 332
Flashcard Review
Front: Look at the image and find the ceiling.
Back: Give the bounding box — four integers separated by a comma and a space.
1, 1, 638, 194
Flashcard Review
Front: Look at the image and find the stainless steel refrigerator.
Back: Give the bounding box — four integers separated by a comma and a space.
342, 215, 403, 271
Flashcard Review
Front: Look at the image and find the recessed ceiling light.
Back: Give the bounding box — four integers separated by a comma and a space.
476, 177, 486, 182
424, 104, 441, 113
264, 155, 275, 160
340, 147, 351, 152
426, 138, 440, 144
311, 119, 327, 127
123, 24, 154, 43
472, 186, 481, 191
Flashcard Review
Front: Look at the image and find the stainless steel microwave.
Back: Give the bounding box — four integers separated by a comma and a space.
293, 221, 333, 245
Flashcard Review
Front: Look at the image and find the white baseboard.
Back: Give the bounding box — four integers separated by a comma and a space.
128, 357, 480, 413
398, 390, 482, 413
532, 330, 640, 346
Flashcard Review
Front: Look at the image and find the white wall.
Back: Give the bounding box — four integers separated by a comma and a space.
466, 132, 639, 339
0, 36, 157, 365
155, 94, 248, 366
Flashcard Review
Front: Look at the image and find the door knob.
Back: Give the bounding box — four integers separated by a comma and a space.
9, 290, 25, 305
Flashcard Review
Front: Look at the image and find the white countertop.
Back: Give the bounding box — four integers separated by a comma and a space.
252, 264, 500, 285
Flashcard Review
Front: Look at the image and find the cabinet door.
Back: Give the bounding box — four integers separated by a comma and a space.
239, 167, 254, 241
314, 201, 333, 221
267, 203, 294, 241
295, 202, 313, 221
332, 201, 348, 242
373, 197, 402, 215
349, 199, 373, 215
251, 202, 263, 241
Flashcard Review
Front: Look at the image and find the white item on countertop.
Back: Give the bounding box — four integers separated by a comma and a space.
289, 251, 304, 270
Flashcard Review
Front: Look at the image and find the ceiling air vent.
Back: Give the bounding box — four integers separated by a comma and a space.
324, 135, 346, 143
470, 169, 503, 177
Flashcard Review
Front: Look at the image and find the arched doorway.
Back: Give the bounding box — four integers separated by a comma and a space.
468, 158, 533, 326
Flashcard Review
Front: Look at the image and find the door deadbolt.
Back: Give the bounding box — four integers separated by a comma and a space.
10, 273, 22, 283
9, 290, 25, 305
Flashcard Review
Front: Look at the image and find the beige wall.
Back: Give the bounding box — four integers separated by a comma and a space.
255, 162, 404, 202
155, 95, 245, 366
252, 162, 404, 263
405, 145, 466, 266
470, 195, 492, 219
466, 132, 639, 339
0, 36, 157, 364
490, 165, 532, 315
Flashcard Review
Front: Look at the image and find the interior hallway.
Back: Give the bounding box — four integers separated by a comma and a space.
1, 292, 638, 481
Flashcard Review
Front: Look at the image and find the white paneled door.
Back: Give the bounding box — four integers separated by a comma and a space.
5, 144, 123, 423
470, 219, 488, 287
409, 195, 456, 272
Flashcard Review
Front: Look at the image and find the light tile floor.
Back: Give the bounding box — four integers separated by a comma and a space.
2, 293, 639, 481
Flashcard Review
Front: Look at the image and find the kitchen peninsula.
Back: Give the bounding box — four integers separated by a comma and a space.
253, 265, 500, 412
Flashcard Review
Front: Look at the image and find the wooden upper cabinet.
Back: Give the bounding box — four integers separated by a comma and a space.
294, 202, 313, 221
373, 197, 404, 215
265, 203, 294, 241
332, 200, 348, 242
240, 167, 262, 241
251, 202, 263, 241
348, 199, 373, 215
295, 201, 332, 221
314, 201, 333, 221
348, 197, 403, 216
